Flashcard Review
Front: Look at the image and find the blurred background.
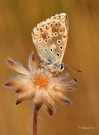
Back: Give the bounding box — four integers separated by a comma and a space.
0, 0, 99, 135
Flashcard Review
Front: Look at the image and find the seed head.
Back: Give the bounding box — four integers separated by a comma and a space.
4, 52, 76, 116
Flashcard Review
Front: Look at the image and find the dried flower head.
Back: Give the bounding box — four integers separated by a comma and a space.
4, 52, 76, 116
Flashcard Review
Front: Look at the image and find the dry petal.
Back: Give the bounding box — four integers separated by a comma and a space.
46, 104, 54, 116
4, 52, 76, 115
28, 52, 37, 71
6, 58, 30, 75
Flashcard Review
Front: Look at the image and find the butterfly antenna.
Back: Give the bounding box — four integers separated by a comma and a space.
68, 65, 81, 72
66, 67, 78, 82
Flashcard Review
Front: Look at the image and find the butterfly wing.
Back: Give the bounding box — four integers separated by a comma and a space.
32, 13, 69, 65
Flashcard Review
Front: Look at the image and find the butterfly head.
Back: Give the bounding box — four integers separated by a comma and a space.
43, 62, 65, 72
59, 63, 65, 71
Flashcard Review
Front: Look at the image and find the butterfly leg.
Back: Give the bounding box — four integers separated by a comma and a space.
53, 71, 59, 77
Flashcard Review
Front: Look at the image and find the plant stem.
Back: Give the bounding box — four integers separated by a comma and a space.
33, 108, 38, 135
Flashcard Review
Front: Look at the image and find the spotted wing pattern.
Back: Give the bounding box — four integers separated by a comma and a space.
32, 13, 69, 66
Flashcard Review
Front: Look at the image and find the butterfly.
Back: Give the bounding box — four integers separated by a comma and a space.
31, 13, 69, 72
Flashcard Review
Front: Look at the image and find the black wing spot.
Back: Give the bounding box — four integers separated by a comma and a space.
50, 23, 53, 27
54, 32, 58, 37
54, 22, 59, 27
45, 48, 47, 51
63, 35, 66, 38
45, 25, 49, 29
52, 33, 54, 37
47, 35, 50, 39
59, 45, 63, 50
39, 27, 44, 32
57, 40, 61, 44
44, 39, 48, 43
57, 53, 60, 56
38, 38, 43, 42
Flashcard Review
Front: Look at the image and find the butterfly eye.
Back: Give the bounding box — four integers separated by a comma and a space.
57, 40, 61, 44
54, 32, 58, 37
44, 39, 48, 43
38, 38, 43, 42
60, 63, 64, 71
